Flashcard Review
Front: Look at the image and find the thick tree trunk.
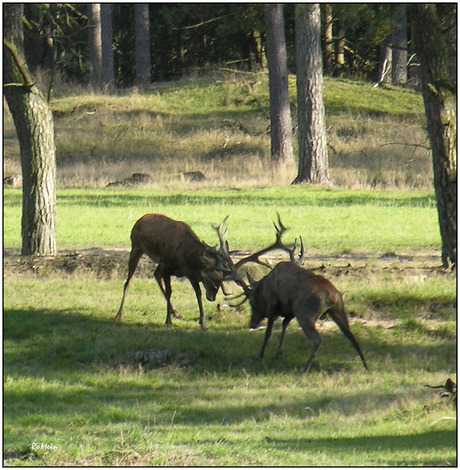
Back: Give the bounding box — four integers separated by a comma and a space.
88, 3, 103, 89
410, 4, 457, 268
392, 4, 408, 86
101, 3, 115, 90
264, 4, 293, 164
293, 4, 330, 185
135, 4, 151, 88
4, 3, 57, 256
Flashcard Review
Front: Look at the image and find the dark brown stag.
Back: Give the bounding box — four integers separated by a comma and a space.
115, 214, 229, 330
217, 215, 368, 374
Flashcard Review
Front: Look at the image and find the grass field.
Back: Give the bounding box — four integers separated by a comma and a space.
3, 187, 456, 466
4, 186, 440, 255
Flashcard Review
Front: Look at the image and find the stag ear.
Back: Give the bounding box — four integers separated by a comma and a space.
201, 253, 217, 269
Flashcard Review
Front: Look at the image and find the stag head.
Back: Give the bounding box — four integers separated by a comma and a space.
200, 231, 232, 301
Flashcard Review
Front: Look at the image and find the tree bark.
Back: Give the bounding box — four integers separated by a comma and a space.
101, 3, 115, 90
323, 4, 334, 74
4, 3, 57, 256
293, 4, 330, 185
88, 3, 103, 89
410, 4, 457, 269
135, 4, 151, 88
264, 4, 293, 164
392, 4, 408, 86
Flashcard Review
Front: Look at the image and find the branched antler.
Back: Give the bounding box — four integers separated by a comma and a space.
212, 214, 304, 308
214, 216, 252, 298
234, 212, 303, 268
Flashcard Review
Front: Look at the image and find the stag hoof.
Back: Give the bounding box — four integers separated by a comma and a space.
275, 350, 284, 359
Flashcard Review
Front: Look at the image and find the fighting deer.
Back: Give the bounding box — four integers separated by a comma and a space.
115, 213, 230, 330
217, 215, 368, 374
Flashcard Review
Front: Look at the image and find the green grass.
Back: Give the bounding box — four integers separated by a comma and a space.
3, 187, 440, 254
3, 270, 456, 466
3, 73, 455, 466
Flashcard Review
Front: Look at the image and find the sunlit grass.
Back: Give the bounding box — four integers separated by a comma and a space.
3, 187, 440, 254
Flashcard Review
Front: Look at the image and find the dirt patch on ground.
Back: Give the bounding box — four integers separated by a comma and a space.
3, 248, 447, 280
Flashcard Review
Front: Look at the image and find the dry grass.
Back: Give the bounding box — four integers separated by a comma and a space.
3, 73, 432, 190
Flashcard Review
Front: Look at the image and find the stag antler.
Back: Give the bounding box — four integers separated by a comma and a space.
234, 213, 303, 268
214, 216, 252, 298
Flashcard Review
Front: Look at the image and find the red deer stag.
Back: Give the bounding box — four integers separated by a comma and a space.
115, 214, 229, 330
217, 215, 368, 374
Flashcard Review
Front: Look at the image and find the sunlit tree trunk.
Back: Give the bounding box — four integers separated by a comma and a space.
392, 3, 407, 86
4, 3, 57, 255
264, 4, 293, 164
88, 3, 102, 89
293, 4, 330, 185
410, 4, 457, 268
323, 4, 334, 75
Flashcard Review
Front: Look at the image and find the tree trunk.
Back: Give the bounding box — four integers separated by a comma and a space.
335, 23, 345, 78
410, 4, 457, 269
101, 3, 115, 90
264, 4, 293, 164
135, 4, 151, 88
4, 3, 57, 256
392, 3, 408, 86
293, 4, 330, 185
376, 35, 392, 85
88, 3, 103, 89
323, 4, 334, 75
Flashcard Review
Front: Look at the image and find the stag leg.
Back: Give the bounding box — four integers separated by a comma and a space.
297, 314, 323, 375
259, 317, 275, 359
115, 248, 143, 321
154, 267, 178, 326
190, 281, 207, 331
275, 316, 293, 359
330, 308, 369, 371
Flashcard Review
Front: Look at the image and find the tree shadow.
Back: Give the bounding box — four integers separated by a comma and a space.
265, 430, 456, 466
4, 306, 455, 380
4, 307, 456, 435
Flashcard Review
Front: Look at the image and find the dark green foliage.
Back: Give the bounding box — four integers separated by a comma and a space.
21, 3, 406, 87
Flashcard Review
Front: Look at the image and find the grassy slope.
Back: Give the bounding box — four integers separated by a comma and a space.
4, 73, 430, 189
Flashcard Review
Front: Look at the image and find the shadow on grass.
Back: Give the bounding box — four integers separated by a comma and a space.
4, 307, 455, 380
265, 430, 456, 466
4, 189, 436, 209
3, 307, 456, 432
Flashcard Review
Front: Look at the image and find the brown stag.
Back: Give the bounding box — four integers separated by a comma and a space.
217, 215, 368, 374
115, 213, 230, 330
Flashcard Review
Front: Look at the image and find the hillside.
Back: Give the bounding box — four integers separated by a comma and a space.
3, 72, 430, 189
